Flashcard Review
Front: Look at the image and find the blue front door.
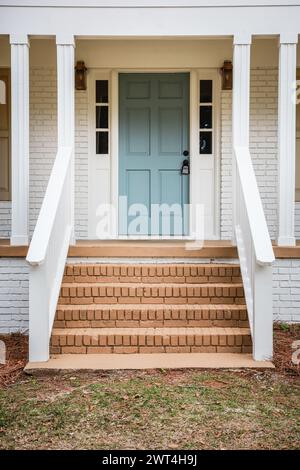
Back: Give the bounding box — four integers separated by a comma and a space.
119, 73, 189, 236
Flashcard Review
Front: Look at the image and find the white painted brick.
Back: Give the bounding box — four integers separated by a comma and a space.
0, 259, 29, 333
0, 201, 11, 238
221, 67, 278, 240
272, 259, 300, 323
75, 89, 89, 239
295, 203, 300, 239
0, 67, 88, 240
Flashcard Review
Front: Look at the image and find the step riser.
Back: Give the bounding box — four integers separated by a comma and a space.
64, 265, 242, 284
54, 308, 249, 328
50, 333, 252, 355
51, 345, 252, 354
51, 263, 251, 359
59, 285, 245, 305
54, 319, 249, 328
66, 265, 242, 275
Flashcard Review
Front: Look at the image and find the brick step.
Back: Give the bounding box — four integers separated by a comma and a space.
54, 304, 249, 328
58, 282, 245, 305
63, 264, 241, 284
50, 327, 252, 355
51, 327, 252, 354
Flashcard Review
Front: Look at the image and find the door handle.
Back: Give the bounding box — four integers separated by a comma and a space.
183, 150, 189, 157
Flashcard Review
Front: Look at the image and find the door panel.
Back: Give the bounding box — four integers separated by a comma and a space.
126, 108, 151, 156
126, 80, 151, 100
125, 169, 151, 236
158, 107, 183, 155
158, 169, 189, 236
119, 73, 189, 236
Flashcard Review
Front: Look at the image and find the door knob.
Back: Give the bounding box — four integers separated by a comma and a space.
183, 150, 189, 157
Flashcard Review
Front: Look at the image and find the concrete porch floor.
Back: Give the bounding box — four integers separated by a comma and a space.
0, 239, 300, 258
1, 239, 300, 258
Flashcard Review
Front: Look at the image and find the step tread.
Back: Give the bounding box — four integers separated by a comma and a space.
56, 303, 247, 310
52, 326, 251, 336
61, 282, 244, 288
66, 263, 239, 268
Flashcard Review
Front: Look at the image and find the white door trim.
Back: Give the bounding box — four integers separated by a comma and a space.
190, 68, 221, 240
88, 68, 111, 239
89, 67, 221, 240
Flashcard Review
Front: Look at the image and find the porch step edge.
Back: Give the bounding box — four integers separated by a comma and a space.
50, 326, 252, 354
61, 282, 244, 288
25, 353, 274, 371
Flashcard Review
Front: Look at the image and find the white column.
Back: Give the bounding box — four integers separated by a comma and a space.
277, 33, 298, 247
10, 34, 30, 246
56, 34, 75, 243
232, 34, 252, 241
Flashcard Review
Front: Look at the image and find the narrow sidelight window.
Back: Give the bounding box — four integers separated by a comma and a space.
199, 80, 213, 155
95, 80, 109, 155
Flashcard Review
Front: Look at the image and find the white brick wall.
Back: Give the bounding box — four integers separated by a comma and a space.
30, 68, 89, 239
273, 259, 300, 323
75, 90, 89, 239
220, 91, 232, 239
0, 258, 29, 333
220, 67, 278, 240
0, 67, 89, 240
250, 68, 278, 239
0, 202, 11, 238
0, 67, 58, 239
295, 203, 300, 239
29, 67, 57, 236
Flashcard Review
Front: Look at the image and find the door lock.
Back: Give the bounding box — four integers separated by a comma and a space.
181, 159, 190, 175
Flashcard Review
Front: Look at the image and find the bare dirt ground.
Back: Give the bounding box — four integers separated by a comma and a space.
0, 324, 299, 450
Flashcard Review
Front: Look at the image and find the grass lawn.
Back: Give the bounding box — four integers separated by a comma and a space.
0, 324, 299, 450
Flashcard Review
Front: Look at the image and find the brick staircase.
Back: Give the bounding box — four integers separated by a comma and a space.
50, 263, 252, 357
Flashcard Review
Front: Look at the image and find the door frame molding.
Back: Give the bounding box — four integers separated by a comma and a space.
88, 67, 220, 240
88, 68, 111, 239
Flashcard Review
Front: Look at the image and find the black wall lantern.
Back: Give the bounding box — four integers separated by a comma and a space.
221, 60, 233, 90
75, 61, 87, 90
